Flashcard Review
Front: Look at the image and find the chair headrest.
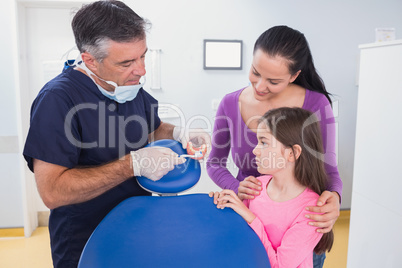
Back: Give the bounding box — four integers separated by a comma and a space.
136, 139, 201, 195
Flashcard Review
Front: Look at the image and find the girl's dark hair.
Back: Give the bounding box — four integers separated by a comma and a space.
72, 0, 149, 59
259, 107, 334, 254
254, 25, 332, 105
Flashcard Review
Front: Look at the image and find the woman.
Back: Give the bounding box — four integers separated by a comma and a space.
206, 25, 342, 267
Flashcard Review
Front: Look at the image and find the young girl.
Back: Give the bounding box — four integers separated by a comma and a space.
210, 107, 333, 268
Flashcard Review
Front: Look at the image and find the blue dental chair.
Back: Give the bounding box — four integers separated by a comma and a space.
78, 140, 270, 268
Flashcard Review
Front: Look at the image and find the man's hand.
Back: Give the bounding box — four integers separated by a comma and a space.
131, 146, 186, 181
305, 191, 340, 233
173, 127, 211, 159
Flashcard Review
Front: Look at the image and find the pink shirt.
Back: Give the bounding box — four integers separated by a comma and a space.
245, 175, 323, 268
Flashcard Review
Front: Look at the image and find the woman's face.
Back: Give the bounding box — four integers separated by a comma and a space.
248, 49, 300, 100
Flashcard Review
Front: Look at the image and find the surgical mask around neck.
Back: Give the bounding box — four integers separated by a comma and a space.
78, 60, 144, 103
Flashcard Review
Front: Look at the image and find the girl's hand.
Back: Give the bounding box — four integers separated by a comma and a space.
238, 176, 262, 201
208, 191, 231, 207
209, 191, 221, 205
305, 191, 340, 233
215, 189, 256, 224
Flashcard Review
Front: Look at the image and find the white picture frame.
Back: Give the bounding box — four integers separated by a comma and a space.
203, 39, 243, 70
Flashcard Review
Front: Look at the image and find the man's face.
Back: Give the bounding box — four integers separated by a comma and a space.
95, 39, 147, 89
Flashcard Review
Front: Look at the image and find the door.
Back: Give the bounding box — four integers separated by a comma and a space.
17, 0, 85, 236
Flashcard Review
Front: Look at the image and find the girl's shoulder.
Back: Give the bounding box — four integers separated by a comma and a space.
256, 175, 273, 186
300, 188, 321, 206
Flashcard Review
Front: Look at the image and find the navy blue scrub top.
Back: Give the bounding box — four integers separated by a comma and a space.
23, 66, 161, 268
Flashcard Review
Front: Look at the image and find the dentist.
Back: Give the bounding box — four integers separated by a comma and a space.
23, 1, 210, 267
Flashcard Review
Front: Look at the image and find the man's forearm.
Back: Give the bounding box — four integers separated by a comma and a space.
149, 121, 175, 142
34, 155, 133, 209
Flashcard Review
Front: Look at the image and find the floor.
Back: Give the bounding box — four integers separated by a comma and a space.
0, 227, 52, 268
325, 210, 350, 268
0, 211, 350, 268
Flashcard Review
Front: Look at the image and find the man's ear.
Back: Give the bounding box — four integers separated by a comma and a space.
81, 52, 98, 71
288, 144, 302, 162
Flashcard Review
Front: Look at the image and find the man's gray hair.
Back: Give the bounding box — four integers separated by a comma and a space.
81, 37, 111, 62
72, 1, 149, 62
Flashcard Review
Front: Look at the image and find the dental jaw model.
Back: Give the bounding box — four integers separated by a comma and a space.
180, 142, 207, 160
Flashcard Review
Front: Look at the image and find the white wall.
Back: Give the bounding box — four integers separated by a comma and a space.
2, 0, 402, 228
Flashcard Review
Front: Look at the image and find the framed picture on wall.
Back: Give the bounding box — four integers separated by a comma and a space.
203, 39, 243, 70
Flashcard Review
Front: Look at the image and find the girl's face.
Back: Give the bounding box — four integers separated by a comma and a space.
248, 49, 300, 100
253, 122, 289, 175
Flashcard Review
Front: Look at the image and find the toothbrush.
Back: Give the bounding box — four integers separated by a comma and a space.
180, 151, 203, 159
179, 154, 198, 158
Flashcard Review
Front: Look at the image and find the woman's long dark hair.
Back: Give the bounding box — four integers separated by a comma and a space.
260, 107, 334, 254
254, 25, 332, 105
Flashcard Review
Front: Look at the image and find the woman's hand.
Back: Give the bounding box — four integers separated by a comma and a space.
305, 191, 340, 233
238, 176, 262, 201
210, 189, 256, 224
